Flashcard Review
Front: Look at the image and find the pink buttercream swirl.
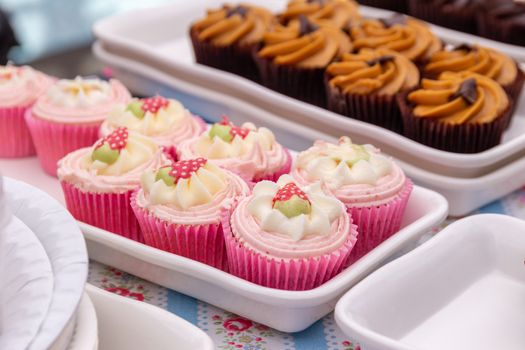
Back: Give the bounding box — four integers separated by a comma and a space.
229, 197, 352, 260
135, 170, 250, 226
31, 79, 131, 124
0, 66, 54, 107
57, 147, 169, 193
177, 137, 290, 180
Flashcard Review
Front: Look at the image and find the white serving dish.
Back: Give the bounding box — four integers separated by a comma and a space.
84, 284, 214, 350
66, 292, 98, 350
3, 177, 89, 350
0, 216, 54, 350
335, 214, 525, 350
92, 43, 522, 216
0, 158, 447, 332
93, 0, 525, 179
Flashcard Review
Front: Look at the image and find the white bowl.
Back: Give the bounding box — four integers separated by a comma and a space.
335, 214, 525, 350
4, 177, 88, 350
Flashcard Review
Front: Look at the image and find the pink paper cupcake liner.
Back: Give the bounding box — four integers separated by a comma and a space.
131, 192, 229, 271
0, 105, 35, 157
345, 179, 413, 266
25, 109, 101, 176
221, 210, 358, 290
60, 181, 143, 242
253, 148, 293, 183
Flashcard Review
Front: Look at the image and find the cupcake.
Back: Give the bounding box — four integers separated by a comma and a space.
131, 157, 250, 270
26, 76, 131, 176
477, 1, 525, 47
254, 15, 352, 107
325, 48, 419, 133
423, 44, 524, 115
407, 0, 479, 35
0, 65, 53, 157
291, 137, 412, 264
222, 174, 357, 290
189, 4, 275, 82
100, 95, 206, 160
398, 72, 511, 153
58, 128, 168, 242
348, 14, 442, 63
177, 116, 291, 183
279, 0, 361, 28
358, 0, 408, 13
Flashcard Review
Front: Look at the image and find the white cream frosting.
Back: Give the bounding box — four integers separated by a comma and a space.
247, 175, 343, 241
141, 161, 228, 210
87, 132, 158, 176
105, 99, 191, 136
0, 65, 52, 107
195, 122, 276, 159
47, 76, 112, 108
296, 137, 393, 188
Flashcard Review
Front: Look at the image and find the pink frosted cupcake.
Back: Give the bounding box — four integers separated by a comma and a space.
0, 65, 53, 157
177, 116, 291, 182
131, 157, 250, 270
26, 76, 131, 176
291, 137, 412, 264
58, 127, 168, 242
100, 96, 206, 160
222, 174, 357, 290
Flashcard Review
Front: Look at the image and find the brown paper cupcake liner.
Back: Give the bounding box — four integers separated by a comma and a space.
325, 75, 404, 133
476, 13, 525, 47
189, 27, 261, 83
397, 90, 512, 153
408, 0, 478, 35
253, 47, 327, 108
359, 0, 408, 13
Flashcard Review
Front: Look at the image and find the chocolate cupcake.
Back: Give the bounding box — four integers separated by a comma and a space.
398, 72, 511, 153
423, 44, 524, 120
325, 48, 419, 133
358, 0, 408, 14
279, 0, 361, 28
348, 14, 442, 63
254, 15, 352, 107
477, 1, 525, 47
189, 4, 275, 82
407, 0, 479, 35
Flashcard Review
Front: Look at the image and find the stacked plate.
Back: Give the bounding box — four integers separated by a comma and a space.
92, 0, 525, 216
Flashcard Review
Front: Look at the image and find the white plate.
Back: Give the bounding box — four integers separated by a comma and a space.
335, 214, 525, 350
82, 185, 446, 332
3, 177, 89, 350
93, 0, 525, 178
92, 43, 522, 216
66, 293, 98, 350
0, 216, 54, 350
85, 284, 214, 350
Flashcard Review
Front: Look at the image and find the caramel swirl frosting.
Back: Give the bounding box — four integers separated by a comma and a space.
192, 4, 275, 46
349, 15, 442, 61
424, 44, 519, 86
327, 48, 419, 95
280, 0, 361, 28
407, 72, 509, 125
258, 16, 352, 68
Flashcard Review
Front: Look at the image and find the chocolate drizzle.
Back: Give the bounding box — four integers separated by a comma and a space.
380, 14, 407, 27
226, 5, 248, 18
298, 15, 319, 36
450, 78, 478, 105
366, 55, 395, 67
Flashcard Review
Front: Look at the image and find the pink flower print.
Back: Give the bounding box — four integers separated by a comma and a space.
105, 287, 130, 297
128, 292, 145, 301
223, 317, 253, 332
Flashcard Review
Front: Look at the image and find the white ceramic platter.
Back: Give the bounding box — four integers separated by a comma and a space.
93, 0, 525, 178
92, 43, 523, 216
84, 284, 214, 350
3, 177, 89, 350
335, 214, 525, 350
0, 216, 54, 350
0, 158, 447, 332
66, 293, 98, 350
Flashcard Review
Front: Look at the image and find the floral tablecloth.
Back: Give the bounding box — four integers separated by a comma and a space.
87, 186, 525, 350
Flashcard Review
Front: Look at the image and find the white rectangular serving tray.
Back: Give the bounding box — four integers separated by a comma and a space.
93, 0, 525, 178
335, 214, 525, 350
0, 157, 447, 332
93, 42, 525, 216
